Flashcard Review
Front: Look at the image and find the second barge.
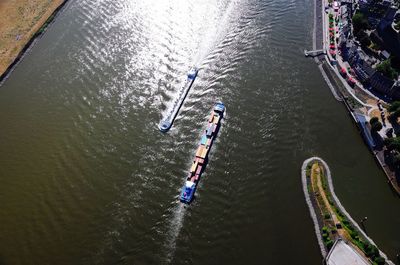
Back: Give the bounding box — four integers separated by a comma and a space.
159, 67, 198, 132
180, 102, 225, 204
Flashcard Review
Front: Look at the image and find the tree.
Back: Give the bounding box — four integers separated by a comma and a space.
392, 152, 400, 166
389, 108, 400, 120
352, 11, 369, 33
388, 101, 400, 112
390, 55, 400, 73
376, 59, 398, 80
359, 34, 372, 48
371, 121, 383, 131
384, 137, 400, 151
370, 117, 379, 125
370, 117, 382, 132
374, 256, 385, 265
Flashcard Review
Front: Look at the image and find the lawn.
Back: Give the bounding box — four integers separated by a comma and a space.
0, 0, 64, 76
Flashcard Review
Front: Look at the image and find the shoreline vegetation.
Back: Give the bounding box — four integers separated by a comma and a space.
301, 157, 394, 265
312, 0, 400, 195
0, 0, 68, 83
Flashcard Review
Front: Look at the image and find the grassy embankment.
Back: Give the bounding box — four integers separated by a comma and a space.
306, 161, 386, 265
0, 0, 64, 77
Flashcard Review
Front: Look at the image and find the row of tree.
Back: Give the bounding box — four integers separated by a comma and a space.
384, 101, 400, 167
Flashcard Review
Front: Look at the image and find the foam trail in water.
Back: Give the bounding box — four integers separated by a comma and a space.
164, 202, 187, 263
194, 0, 239, 66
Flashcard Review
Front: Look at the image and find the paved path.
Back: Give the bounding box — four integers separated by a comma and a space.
301, 158, 327, 258
310, 163, 344, 238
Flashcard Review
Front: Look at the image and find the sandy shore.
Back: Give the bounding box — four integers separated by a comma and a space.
0, 0, 65, 77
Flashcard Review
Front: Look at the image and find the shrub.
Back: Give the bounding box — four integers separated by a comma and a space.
347, 224, 355, 232
376, 59, 398, 80
353, 11, 369, 32
374, 256, 385, 265
326, 240, 334, 250
349, 230, 359, 239
365, 244, 379, 258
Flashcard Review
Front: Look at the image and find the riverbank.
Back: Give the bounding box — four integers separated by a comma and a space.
0, 0, 68, 83
311, 0, 400, 196
301, 157, 394, 265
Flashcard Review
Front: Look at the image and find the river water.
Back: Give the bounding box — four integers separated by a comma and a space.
0, 0, 399, 264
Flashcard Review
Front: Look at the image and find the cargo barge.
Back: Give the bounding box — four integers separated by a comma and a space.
180, 102, 225, 204
158, 67, 198, 132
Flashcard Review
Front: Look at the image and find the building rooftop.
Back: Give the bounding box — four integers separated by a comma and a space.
381, 50, 390, 59
325, 239, 370, 265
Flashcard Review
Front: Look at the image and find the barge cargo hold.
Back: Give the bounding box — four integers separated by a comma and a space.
158, 67, 198, 132
180, 102, 225, 204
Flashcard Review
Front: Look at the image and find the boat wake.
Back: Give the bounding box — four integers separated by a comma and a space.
194, 0, 240, 66
163, 202, 187, 263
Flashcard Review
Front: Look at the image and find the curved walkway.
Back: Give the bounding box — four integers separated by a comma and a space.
301, 158, 327, 257
301, 157, 394, 265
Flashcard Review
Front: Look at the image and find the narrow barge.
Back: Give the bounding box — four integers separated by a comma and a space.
158, 67, 198, 132
180, 102, 225, 203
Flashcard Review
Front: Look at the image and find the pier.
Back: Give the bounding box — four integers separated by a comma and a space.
304, 49, 326, 57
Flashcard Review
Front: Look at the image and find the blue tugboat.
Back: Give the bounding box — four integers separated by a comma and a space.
180, 102, 225, 203
159, 67, 199, 132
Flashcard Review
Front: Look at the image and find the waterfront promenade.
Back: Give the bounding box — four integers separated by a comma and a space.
311, 0, 400, 196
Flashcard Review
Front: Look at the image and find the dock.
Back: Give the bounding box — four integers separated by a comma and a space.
304, 49, 326, 57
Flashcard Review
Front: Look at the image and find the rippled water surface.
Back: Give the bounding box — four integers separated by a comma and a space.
0, 0, 399, 264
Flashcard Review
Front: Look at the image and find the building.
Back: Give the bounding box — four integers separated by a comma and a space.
370, 71, 395, 94
389, 82, 400, 99
353, 60, 376, 83
359, 0, 392, 29
380, 50, 390, 60
341, 40, 358, 61
340, 0, 355, 17
378, 5, 398, 53
325, 239, 370, 265
378, 7, 397, 30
